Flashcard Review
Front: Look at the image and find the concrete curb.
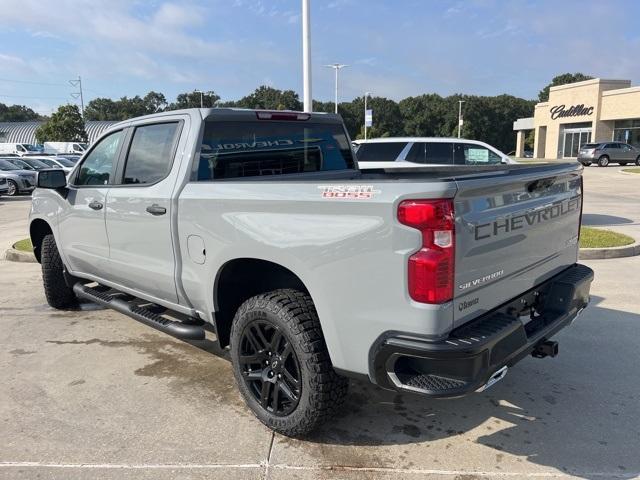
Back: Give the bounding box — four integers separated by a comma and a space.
4, 247, 37, 263
579, 242, 640, 260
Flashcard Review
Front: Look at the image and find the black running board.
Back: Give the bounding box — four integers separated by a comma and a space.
73, 284, 205, 341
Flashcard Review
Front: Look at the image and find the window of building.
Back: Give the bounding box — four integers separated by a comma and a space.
613, 119, 640, 147
122, 123, 180, 185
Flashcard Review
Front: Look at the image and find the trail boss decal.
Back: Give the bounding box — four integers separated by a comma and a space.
318, 185, 381, 200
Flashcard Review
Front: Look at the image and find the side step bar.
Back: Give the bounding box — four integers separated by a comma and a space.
73, 284, 205, 341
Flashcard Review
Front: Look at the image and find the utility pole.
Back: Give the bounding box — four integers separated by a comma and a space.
69, 76, 85, 118
302, 0, 312, 112
324, 64, 348, 114
194, 89, 204, 108
457, 100, 465, 138
364, 91, 372, 140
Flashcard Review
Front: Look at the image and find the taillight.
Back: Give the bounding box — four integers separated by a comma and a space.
398, 199, 455, 304
578, 176, 584, 241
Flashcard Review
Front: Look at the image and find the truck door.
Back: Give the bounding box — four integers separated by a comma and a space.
58, 129, 125, 277
104, 121, 183, 304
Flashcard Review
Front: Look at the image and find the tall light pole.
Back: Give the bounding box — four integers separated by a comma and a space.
302, 0, 312, 112
324, 64, 348, 114
457, 100, 465, 138
364, 91, 372, 140
194, 89, 204, 108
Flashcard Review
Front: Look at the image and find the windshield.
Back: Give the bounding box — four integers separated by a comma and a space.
55, 157, 75, 167
582, 144, 599, 149
22, 159, 50, 169
0, 159, 20, 171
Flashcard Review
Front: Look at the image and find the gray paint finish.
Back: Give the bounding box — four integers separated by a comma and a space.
29, 108, 585, 378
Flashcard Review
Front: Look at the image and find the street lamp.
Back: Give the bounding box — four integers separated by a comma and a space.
364, 91, 372, 140
302, 0, 312, 112
324, 63, 349, 114
194, 89, 204, 108
457, 100, 465, 138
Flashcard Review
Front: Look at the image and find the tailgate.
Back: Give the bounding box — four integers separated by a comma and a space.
453, 164, 583, 327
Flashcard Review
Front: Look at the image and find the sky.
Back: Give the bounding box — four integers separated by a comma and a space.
0, 0, 639, 116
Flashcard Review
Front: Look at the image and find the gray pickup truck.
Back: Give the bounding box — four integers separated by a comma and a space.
29, 108, 593, 436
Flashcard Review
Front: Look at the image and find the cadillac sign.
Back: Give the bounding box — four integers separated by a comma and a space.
550, 104, 594, 120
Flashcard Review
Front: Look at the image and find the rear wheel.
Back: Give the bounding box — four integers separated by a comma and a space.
6, 179, 18, 196
230, 289, 348, 436
597, 156, 609, 167
41, 234, 76, 309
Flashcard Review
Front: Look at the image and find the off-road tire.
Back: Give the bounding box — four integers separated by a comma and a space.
41, 234, 76, 309
230, 289, 348, 436
597, 155, 609, 167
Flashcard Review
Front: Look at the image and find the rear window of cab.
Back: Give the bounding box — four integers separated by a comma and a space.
196, 121, 355, 180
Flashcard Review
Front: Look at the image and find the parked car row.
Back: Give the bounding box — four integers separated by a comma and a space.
0, 154, 81, 196
0, 141, 88, 156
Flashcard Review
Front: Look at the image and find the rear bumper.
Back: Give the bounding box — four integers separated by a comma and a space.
370, 263, 594, 398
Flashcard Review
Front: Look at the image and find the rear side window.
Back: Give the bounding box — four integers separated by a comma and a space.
356, 142, 406, 162
122, 122, 180, 185
454, 143, 502, 165
424, 142, 453, 164
197, 121, 355, 180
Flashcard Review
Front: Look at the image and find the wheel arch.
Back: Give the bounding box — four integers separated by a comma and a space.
213, 258, 310, 348
29, 218, 53, 263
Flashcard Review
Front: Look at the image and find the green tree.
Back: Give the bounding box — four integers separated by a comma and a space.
231, 86, 302, 111
538, 73, 593, 102
0, 103, 42, 121
85, 91, 168, 121
35, 104, 87, 143
168, 90, 220, 110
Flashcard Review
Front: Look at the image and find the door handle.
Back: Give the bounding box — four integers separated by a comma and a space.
146, 204, 167, 216
88, 200, 103, 210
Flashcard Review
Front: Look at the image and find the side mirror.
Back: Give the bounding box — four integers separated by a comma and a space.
38, 169, 67, 189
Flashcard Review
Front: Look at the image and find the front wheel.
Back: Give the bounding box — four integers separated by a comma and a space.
597, 156, 609, 167
41, 234, 77, 309
6, 179, 18, 196
230, 289, 348, 436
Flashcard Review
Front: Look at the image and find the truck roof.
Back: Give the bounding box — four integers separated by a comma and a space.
110, 108, 341, 130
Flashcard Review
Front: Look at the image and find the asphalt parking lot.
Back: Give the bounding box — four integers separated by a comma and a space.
0, 166, 639, 479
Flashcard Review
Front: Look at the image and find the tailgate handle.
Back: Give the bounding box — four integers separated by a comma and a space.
527, 177, 555, 193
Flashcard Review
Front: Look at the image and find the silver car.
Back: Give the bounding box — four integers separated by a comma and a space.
577, 142, 640, 167
0, 158, 37, 196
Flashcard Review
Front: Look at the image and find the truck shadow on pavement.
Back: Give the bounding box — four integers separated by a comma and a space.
289, 295, 640, 479
582, 213, 635, 227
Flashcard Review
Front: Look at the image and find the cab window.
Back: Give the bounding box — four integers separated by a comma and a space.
75, 131, 123, 186
121, 123, 180, 185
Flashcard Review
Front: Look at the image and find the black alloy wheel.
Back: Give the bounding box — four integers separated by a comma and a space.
238, 319, 301, 416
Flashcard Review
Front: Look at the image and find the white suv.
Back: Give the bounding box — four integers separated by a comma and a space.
354, 137, 514, 168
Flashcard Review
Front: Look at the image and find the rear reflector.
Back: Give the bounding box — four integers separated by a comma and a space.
256, 111, 311, 121
398, 199, 455, 304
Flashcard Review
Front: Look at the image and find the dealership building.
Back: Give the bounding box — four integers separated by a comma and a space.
514, 78, 640, 159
